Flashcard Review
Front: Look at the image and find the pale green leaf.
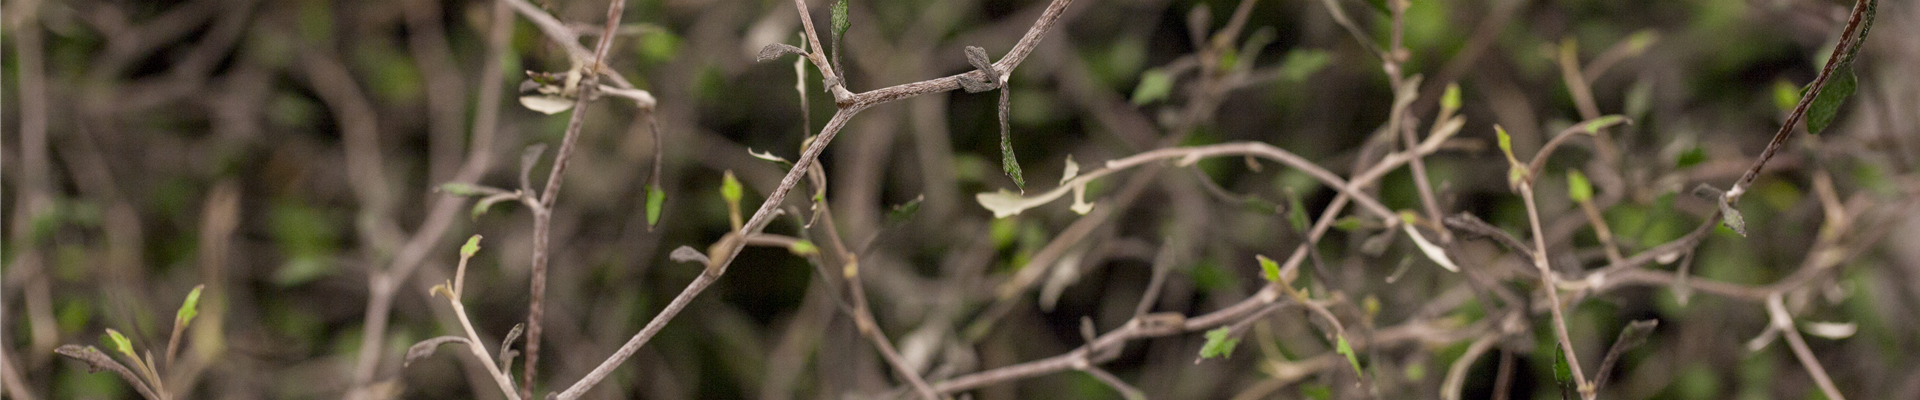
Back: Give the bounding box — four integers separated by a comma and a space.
1256, 254, 1281, 284
1336, 335, 1362, 376
104, 329, 136, 360
1130, 69, 1173, 105
645, 184, 666, 228
1199, 327, 1240, 359
461, 235, 482, 258
1567, 170, 1593, 203
174, 285, 205, 330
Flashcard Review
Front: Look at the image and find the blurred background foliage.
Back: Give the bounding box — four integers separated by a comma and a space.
4, 0, 1919, 398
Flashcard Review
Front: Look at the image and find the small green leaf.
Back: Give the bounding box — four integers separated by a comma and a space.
461, 235, 483, 258
1332, 216, 1368, 232
1336, 335, 1362, 376
1285, 190, 1310, 234
1576, 115, 1630, 135
1771, 79, 1802, 115
1199, 327, 1240, 359
1553, 346, 1574, 385
789, 240, 819, 256
1805, 67, 1856, 135
1495, 125, 1515, 160
1256, 254, 1281, 284
1278, 49, 1333, 82
1717, 199, 1748, 237
1439, 83, 1462, 114
886, 195, 924, 225
174, 285, 205, 330
1130, 69, 1173, 105
437, 183, 482, 196
720, 170, 743, 206
104, 329, 136, 360
1001, 127, 1025, 191
830, 0, 850, 41
645, 184, 666, 228
1567, 170, 1593, 203
1675, 147, 1706, 169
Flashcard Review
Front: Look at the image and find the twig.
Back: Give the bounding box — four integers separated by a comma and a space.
1725, 0, 1875, 203
553, 1, 1080, 397
523, 0, 628, 397
1518, 182, 1592, 398
1767, 293, 1845, 400
345, 0, 515, 393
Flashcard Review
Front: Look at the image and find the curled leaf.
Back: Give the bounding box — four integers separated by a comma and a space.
1403, 223, 1459, 272
175, 284, 205, 330
976, 186, 1071, 219
669, 245, 710, 265
404, 336, 472, 367
519, 94, 575, 115
756, 43, 805, 62
104, 329, 136, 360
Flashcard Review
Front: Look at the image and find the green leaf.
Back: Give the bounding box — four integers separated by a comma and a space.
1001, 123, 1025, 191
720, 170, 743, 206
1567, 170, 1593, 203
1199, 327, 1240, 359
104, 329, 136, 360
175, 285, 205, 330
789, 240, 819, 256
1675, 147, 1706, 169
1772, 79, 1802, 115
830, 0, 850, 41
436, 183, 482, 196
1575, 115, 1630, 135
1130, 69, 1173, 105
1553, 346, 1574, 386
645, 184, 666, 228
1256, 254, 1281, 284
886, 195, 924, 225
1805, 67, 1855, 135
1717, 198, 1748, 237
1285, 190, 1310, 234
1336, 335, 1362, 376
461, 235, 483, 258
1278, 50, 1333, 82
1439, 83, 1461, 114
1495, 125, 1514, 160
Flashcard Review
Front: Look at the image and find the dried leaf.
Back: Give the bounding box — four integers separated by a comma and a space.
404, 336, 472, 367
670, 245, 710, 265
1403, 223, 1459, 272
756, 43, 805, 62
518, 94, 575, 115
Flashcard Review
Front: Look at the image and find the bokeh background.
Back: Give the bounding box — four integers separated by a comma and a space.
4, 0, 1919, 398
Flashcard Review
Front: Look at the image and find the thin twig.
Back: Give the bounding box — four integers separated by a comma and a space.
1726, 0, 1875, 203
1768, 293, 1846, 400
346, 0, 515, 392
523, 0, 628, 397
1519, 183, 1591, 398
